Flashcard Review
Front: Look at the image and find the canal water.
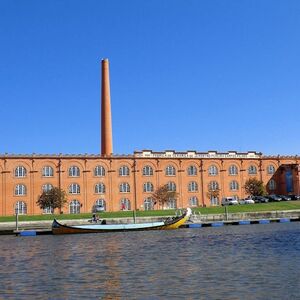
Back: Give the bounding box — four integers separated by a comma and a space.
0, 223, 300, 299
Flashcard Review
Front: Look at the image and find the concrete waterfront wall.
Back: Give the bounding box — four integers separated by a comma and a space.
1, 210, 300, 233
192, 210, 300, 222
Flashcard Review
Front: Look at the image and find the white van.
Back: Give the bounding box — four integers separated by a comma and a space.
221, 197, 239, 206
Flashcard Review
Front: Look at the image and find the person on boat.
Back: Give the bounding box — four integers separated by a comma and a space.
92, 213, 97, 223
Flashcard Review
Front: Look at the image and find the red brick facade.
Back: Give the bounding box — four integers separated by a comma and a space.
1, 151, 299, 216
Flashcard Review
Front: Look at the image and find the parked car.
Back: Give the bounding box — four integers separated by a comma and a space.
253, 196, 269, 203
239, 198, 255, 205
92, 204, 105, 213
289, 194, 300, 200
221, 197, 239, 206
278, 195, 291, 201
266, 194, 282, 202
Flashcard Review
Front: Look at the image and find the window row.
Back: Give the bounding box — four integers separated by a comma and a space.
14, 196, 204, 215
12, 164, 279, 178
13, 197, 180, 214
13, 179, 255, 196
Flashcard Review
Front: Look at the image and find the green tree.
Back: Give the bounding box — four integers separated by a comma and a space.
36, 187, 67, 213
206, 184, 220, 205
151, 184, 178, 209
244, 178, 266, 196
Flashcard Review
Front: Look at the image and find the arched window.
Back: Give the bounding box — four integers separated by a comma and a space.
143, 182, 154, 192
188, 181, 198, 192
229, 165, 238, 175
268, 179, 276, 190
95, 183, 105, 194
142, 165, 153, 176
189, 196, 198, 207
69, 200, 81, 214
94, 165, 106, 177
15, 201, 27, 215
43, 207, 54, 214
167, 198, 177, 209
42, 183, 53, 193
69, 166, 80, 177
267, 165, 276, 175
167, 181, 176, 192
69, 183, 80, 194
187, 165, 197, 176
15, 166, 27, 178
15, 184, 26, 196
120, 198, 131, 210
120, 182, 130, 193
144, 197, 154, 210
42, 166, 54, 177
95, 199, 106, 211
165, 165, 176, 176
230, 180, 239, 191
248, 165, 257, 175
119, 165, 130, 176
208, 165, 218, 176
209, 181, 219, 191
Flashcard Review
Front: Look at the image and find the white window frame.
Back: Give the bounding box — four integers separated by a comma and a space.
209, 181, 219, 191
15, 184, 26, 196
248, 165, 257, 175
69, 166, 80, 177
120, 182, 130, 193
208, 165, 218, 176
119, 166, 130, 176
69, 183, 80, 194
167, 198, 177, 209
120, 198, 131, 210
15, 201, 27, 215
144, 197, 154, 210
143, 182, 154, 192
165, 165, 176, 176
43, 207, 54, 214
69, 199, 81, 214
42, 166, 54, 177
188, 181, 198, 192
267, 165, 276, 175
142, 165, 153, 176
42, 183, 53, 193
230, 180, 239, 191
187, 165, 197, 176
229, 165, 238, 175
15, 166, 27, 178
95, 183, 106, 194
167, 181, 176, 192
95, 199, 106, 211
189, 196, 198, 207
94, 165, 105, 177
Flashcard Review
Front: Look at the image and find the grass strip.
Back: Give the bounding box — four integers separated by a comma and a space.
1, 201, 299, 223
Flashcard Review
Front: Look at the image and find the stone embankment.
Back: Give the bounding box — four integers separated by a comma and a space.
191, 209, 300, 222
1, 210, 300, 235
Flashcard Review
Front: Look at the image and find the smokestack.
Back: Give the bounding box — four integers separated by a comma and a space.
101, 59, 113, 156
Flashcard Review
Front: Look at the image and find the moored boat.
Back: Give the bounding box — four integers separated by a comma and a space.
52, 207, 192, 235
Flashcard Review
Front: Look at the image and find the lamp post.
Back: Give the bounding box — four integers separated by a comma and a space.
15, 206, 19, 232
133, 159, 138, 223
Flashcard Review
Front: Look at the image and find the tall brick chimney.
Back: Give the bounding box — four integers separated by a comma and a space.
101, 58, 113, 156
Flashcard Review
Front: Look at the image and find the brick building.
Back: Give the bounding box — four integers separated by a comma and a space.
1, 60, 299, 216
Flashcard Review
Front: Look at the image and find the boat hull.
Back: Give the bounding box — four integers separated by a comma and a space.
52, 208, 192, 235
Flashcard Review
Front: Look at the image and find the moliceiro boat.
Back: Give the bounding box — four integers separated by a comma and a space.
52, 208, 192, 235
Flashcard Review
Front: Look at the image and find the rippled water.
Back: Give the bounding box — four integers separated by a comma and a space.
0, 223, 300, 299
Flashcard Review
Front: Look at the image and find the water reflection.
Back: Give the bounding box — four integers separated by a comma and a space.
0, 223, 299, 299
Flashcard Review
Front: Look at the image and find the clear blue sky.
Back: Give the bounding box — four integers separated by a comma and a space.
1, 0, 299, 155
